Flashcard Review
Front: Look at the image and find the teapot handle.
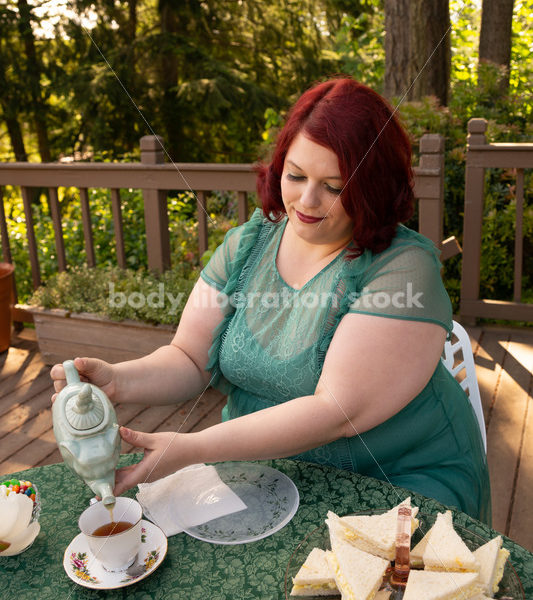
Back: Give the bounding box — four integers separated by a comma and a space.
63, 360, 81, 385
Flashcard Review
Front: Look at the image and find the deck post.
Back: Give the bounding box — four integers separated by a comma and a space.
460, 118, 487, 326
417, 134, 444, 248
141, 135, 171, 272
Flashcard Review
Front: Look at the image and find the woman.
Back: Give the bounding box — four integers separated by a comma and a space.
51, 77, 491, 523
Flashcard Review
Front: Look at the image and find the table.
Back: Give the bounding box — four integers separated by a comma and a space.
1, 455, 532, 599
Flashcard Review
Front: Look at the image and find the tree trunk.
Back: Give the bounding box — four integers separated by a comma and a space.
0, 52, 28, 161
384, 0, 410, 99
128, 0, 137, 40
478, 0, 515, 93
408, 0, 450, 106
126, 0, 137, 83
17, 0, 52, 162
158, 0, 181, 160
384, 0, 451, 105
4, 117, 28, 162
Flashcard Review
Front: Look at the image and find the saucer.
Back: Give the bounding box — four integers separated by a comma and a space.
63, 519, 167, 590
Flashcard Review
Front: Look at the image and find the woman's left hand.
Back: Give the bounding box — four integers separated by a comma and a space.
114, 427, 184, 496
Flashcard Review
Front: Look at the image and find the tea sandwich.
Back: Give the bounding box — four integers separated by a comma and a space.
326, 497, 419, 561
290, 547, 339, 596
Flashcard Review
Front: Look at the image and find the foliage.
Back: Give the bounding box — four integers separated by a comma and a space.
2, 185, 147, 301
509, 0, 533, 102
398, 88, 533, 312
1, 0, 532, 324
480, 171, 533, 300
327, 1, 385, 93
385, 0, 532, 316
2, 180, 257, 308
28, 263, 197, 325
449, 0, 480, 87
0, 0, 355, 163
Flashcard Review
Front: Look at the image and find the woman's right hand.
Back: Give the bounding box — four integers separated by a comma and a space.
50, 357, 116, 403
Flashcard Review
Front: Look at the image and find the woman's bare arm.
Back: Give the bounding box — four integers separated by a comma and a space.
51, 278, 225, 406
114, 314, 446, 493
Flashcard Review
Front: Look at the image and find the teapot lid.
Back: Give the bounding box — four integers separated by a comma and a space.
65, 384, 105, 430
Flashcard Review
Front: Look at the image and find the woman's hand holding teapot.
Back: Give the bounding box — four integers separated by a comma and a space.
50, 357, 116, 403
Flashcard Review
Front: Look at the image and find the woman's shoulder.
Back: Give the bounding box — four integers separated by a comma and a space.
217, 208, 269, 257
228, 207, 265, 237
231, 207, 280, 241
201, 208, 272, 291
372, 225, 441, 267
219, 208, 282, 274
342, 224, 442, 283
388, 224, 438, 253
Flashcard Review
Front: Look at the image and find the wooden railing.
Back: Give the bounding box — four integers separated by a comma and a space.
0, 133, 454, 324
460, 118, 533, 325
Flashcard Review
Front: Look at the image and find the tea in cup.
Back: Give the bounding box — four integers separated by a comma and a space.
78, 497, 142, 572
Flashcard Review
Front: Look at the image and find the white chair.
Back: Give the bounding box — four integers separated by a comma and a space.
441, 320, 487, 453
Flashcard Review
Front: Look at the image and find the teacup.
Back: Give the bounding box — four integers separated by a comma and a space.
78, 497, 142, 572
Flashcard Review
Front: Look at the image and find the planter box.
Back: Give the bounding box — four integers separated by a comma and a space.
29, 307, 175, 366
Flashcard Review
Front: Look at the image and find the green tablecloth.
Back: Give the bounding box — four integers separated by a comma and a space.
1, 454, 532, 599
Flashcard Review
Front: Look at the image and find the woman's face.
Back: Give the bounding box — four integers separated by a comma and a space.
281, 133, 353, 248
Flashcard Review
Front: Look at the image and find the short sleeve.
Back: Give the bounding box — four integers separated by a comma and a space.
200, 208, 265, 291
347, 244, 453, 336
200, 226, 243, 291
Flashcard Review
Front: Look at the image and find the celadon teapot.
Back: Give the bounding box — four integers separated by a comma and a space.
52, 360, 121, 506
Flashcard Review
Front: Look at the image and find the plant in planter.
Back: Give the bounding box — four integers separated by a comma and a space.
28, 264, 198, 365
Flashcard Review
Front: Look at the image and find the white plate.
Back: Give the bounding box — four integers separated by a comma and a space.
184, 462, 299, 545
63, 519, 167, 590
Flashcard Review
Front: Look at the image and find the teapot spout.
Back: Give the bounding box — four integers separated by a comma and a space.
93, 482, 116, 507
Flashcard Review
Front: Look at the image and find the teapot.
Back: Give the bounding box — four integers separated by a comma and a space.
52, 360, 121, 506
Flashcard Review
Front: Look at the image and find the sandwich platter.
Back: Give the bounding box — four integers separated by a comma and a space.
284, 510, 524, 599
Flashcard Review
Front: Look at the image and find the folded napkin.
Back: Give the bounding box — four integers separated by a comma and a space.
136, 464, 247, 537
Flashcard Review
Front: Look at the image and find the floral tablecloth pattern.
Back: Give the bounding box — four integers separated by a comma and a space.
1, 455, 532, 599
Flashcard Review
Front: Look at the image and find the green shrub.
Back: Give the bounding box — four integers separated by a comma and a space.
2, 184, 257, 308
398, 74, 533, 315
2, 185, 150, 302
17, 184, 261, 324
28, 263, 199, 325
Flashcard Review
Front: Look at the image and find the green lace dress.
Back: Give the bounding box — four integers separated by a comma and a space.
200, 209, 491, 524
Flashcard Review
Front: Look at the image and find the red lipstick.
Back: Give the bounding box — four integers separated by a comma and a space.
296, 210, 324, 224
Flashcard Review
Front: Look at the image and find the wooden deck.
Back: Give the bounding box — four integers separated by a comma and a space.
0, 325, 532, 553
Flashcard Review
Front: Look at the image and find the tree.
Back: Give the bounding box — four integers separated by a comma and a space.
0, 0, 345, 162
384, 0, 451, 106
48, 0, 148, 157
0, 69, 28, 161
384, 0, 410, 99
0, 4, 27, 161
478, 0, 515, 94
152, 0, 340, 161
156, 0, 191, 161
408, 0, 450, 105
16, 0, 52, 161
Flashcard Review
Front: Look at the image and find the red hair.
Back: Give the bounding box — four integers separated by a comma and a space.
256, 77, 414, 256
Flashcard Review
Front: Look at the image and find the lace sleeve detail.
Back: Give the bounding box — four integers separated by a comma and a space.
318, 226, 452, 366
203, 208, 268, 391
347, 243, 453, 336
200, 209, 263, 291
